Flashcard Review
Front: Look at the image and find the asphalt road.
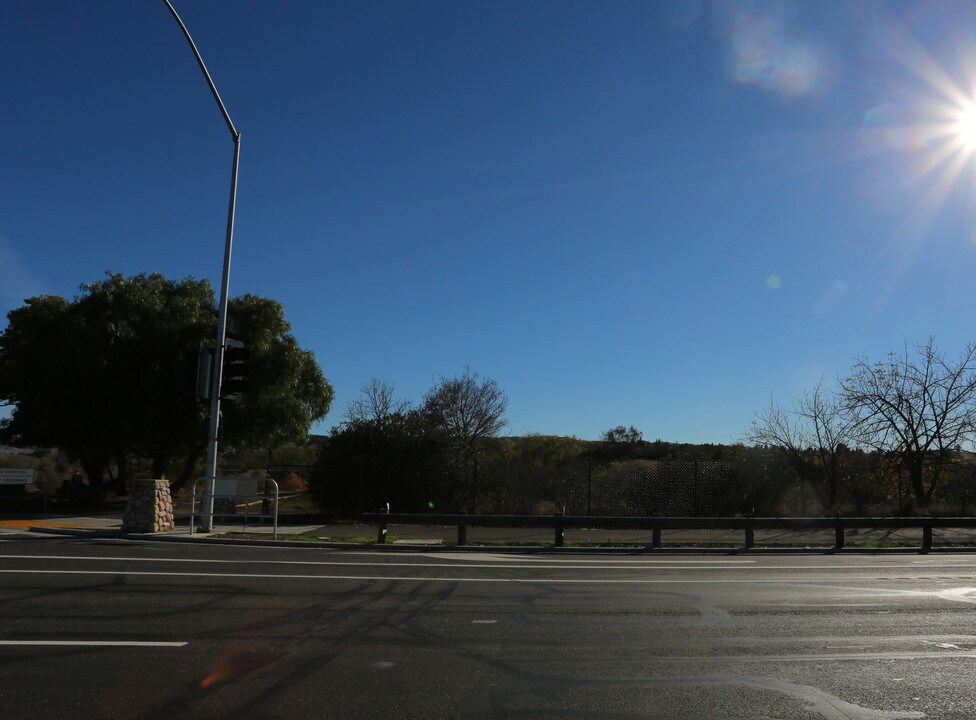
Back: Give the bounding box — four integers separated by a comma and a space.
2, 535, 976, 719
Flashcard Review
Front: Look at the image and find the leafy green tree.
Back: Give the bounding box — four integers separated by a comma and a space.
596, 425, 644, 461
602, 425, 643, 445
219, 294, 334, 457
0, 273, 333, 492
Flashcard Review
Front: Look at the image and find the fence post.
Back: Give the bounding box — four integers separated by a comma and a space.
834, 523, 845, 550
693, 460, 699, 517
652, 525, 661, 549
471, 455, 478, 514
554, 513, 564, 548
744, 521, 754, 549
587, 457, 592, 517
457, 513, 467, 546
922, 524, 932, 551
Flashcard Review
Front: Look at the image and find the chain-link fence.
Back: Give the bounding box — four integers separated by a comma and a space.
464, 452, 976, 517
315, 442, 976, 518
475, 457, 738, 516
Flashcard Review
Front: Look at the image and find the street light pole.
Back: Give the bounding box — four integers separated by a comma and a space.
163, 0, 241, 532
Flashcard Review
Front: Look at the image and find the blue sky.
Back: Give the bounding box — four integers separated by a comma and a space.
4, 0, 976, 443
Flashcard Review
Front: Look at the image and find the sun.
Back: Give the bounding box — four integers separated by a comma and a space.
952, 102, 976, 152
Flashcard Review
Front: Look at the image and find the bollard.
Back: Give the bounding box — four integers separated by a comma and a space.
744, 523, 754, 549
554, 514, 564, 548
376, 508, 388, 544
457, 521, 467, 546
835, 524, 845, 550
922, 524, 932, 551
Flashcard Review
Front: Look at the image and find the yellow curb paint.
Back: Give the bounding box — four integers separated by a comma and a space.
0, 520, 95, 529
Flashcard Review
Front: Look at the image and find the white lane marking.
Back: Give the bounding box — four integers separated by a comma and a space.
935, 587, 976, 604
5, 554, 976, 573
0, 554, 759, 570
431, 555, 759, 564
0, 569, 960, 584
0, 640, 187, 647
471, 619, 497, 624
814, 584, 976, 607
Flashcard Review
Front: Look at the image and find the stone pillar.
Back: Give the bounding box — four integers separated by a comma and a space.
121, 479, 175, 533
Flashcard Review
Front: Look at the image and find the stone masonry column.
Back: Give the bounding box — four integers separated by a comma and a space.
121, 479, 175, 533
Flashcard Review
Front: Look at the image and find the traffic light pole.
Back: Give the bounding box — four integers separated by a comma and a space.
164, 1, 241, 532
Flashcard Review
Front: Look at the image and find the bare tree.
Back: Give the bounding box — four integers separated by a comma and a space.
423, 367, 508, 456
746, 379, 853, 509
346, 378, 410, 426
841, 338, 976, 509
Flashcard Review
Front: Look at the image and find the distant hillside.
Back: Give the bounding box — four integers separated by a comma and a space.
0, 445, 41, 456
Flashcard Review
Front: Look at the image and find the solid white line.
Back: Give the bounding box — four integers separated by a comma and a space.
0, 640, 187, 647
0, 554, 757, 568
0, 568, 957, 584
0, 554, 973, 572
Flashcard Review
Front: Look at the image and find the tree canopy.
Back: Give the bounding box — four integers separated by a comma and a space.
0, 272, 333, 491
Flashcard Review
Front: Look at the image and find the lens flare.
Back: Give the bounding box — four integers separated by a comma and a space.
952, 102, 976, 151
199, 651, 284, 689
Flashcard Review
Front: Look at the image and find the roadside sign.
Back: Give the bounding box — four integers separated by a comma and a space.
213, 476, 264, 497
0, 468, 35, 484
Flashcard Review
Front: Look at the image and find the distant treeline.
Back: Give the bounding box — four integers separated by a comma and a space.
308, 430, 976, 518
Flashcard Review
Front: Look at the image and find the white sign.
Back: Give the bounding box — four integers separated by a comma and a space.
0, 468, 35, 484
212, 476, 266, 498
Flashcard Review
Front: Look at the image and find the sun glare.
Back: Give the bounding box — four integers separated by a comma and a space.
953, 102, 976, 152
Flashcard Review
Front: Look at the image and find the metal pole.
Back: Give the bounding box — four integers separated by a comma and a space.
163, 1, 241, 533
202, 138, 239, 531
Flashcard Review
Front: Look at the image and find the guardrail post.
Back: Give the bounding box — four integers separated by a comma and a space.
554, 514, 564, 548
744, 522, 754, 549
457, 518, 467, 546
834, 524, 845, 550
923, 524, 932, 551
652, 526, 661, 549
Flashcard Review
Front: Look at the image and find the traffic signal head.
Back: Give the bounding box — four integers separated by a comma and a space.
196, 345, 214, 403
221, 340, 250, 400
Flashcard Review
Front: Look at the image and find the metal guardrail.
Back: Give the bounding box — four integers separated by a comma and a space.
362, 512, 976, 550
190, 477, 279, 539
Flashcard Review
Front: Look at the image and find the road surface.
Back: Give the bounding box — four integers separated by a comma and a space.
1, 534, 975, 718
